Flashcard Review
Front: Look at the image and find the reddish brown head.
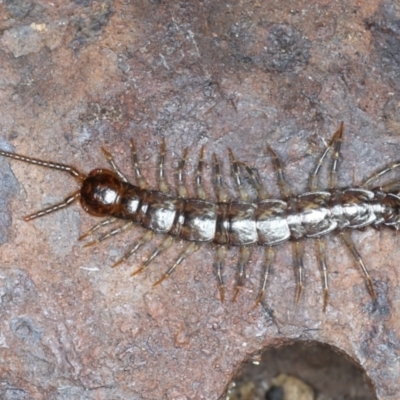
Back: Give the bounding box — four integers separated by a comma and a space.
80, 169, 124, 216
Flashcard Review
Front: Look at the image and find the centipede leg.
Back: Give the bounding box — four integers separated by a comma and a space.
362, 160, 400, 188
158, 138, 169, 193
308, 122, 344, 191
379, 181, 400, 193
101, 147, 128, 182
214, 246, 228, 302
196, 146, 207, 200
229, 149, 250, 201
213, 154, 228, 203
131, 235, 174, 276
233, 246, 251, 301
267, 145, 292, 199
316, 237, 329, 312
329, 122, 344, 190
24, 191, 81, 221
177, 148, 189, 198
130, 139, 148, 189
237, 161, 269, 200
78, 217, 117, 240
254, 246, 276, 307
294, 240, 305, 303
340, 230, 376, 299
153, 242, 199, 286
112, 230, 154, 269
83, 221, 133, 247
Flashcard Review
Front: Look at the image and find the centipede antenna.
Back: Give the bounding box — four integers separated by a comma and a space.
340, 231, 376, 300
267, 145, 292, 200
153, 242, 199, 286
24, 191, 81, 221
158, 138, 169, 193
213, 153, 229, 203
229, 149, 249, 202
294, 240, 305, 304
254, 246, 276, 307
131, 236, 174, 276
214, 246, 228, 302
177, 148, 189, 198
78, 217, 117, 241
316, 237, 329, 312
83, 221, 133, 247
233, 246, 251, 302
101, 147, 128, 182
362, 161, 400, 188
130, 139, 148, 189
308, 122, 344, 191
196, 146, 207, 200
0, 150, 86, 181
112, 231, 154, 269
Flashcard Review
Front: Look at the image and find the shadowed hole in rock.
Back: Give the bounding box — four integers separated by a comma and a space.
223, 341, 376, 400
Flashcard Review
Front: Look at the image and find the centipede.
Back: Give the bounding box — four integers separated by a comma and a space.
1, 123, 399, 311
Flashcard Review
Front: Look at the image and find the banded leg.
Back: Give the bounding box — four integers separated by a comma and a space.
316, 237, 329, 312
177, 148, 189, 198
233, 246, 251, 301
112, 230, 155, 268
153, 242, 199, 286
362, 160, 400, 188
196, 146, 206, 199
340, 231, 376, 299
308, 122, 344, 191
213, 154, 228, 202
78, 217, 117, 240
294, 240, 305, 303
130, 140, 148, 189
267, 146, 292, 199
214, 246, 228, 302
255, 246, 276, 306
83, 221, 133, 247
158, 138, 169, 193
0, 150, 86, 181
131, 235, 174, 276
228, 149, 250, 201
329, 122, 344, 190
379, 181, 400, 193
237, 162, 269, 200
101, 147, 128, 182
24, 191, 81, 221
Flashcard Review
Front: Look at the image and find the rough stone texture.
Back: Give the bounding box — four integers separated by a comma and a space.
0, 1, 399, 399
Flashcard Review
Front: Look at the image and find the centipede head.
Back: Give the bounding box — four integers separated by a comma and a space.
80, 169, 125, 216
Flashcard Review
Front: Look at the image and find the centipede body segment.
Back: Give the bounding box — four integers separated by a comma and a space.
1, 123, 400, 311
